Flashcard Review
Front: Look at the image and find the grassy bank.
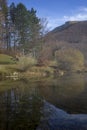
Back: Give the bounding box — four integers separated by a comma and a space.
0, 54, 85, 79
0, 54, 55, 78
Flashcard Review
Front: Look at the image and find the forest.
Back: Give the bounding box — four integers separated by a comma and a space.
0, 0, 45, 55
0, 0, 86, 78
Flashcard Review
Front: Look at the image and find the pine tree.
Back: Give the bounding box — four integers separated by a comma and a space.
0, 0, 8, 49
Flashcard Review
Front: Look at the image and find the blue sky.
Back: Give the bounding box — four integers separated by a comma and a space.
8, 0, 87, 29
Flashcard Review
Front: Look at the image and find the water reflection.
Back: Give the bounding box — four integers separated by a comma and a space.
0, 81, 44, 130
39, 73, 87, 113
0, 73, 87, 129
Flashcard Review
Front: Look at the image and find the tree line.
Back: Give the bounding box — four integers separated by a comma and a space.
0, 0, 45, 55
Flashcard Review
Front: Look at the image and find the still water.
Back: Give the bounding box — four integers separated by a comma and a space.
0, 73, 87, 130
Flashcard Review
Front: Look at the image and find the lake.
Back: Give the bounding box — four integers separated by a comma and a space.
0, 73, 87, 130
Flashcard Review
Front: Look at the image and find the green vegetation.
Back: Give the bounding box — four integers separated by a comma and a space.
0, 54, 17, 77
0, 1, 87, 78
0, 54, 16, 64
0, 55, 54, 78
0, 0, 46, 56
0, 50, 85, 78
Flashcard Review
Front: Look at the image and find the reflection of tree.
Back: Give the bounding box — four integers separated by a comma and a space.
0, 84, 44, 130
38, 74, 86, 113
0, 74, 86, 129
39, 74, 84, 99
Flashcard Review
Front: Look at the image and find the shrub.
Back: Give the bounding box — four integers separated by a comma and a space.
55, 48, 84, 71
38, 47, 53, 66
17, 56, 37, 71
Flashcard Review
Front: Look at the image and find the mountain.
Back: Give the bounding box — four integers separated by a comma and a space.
44, 21, 87, 64
47, 21, 87, 43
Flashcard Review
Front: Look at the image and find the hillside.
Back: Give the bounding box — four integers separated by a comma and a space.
48, 21, 87, 43
44, 21, 87, 65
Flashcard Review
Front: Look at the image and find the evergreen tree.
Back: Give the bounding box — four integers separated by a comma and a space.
0, 0, 8, 50
0, 1, 46, 55
9, 3, 42, 54
9, 2, 18, 52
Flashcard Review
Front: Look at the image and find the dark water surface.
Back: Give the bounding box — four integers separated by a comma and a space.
0, 73, 87, 130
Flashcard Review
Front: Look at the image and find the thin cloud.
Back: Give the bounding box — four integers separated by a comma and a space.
79, 7, 87, 12
63, 14, 87, 21
47, 7, 87, 30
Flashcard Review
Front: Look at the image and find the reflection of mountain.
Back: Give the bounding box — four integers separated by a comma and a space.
37, 101, 87, 130
0, 77, 87, 129
38, 74, 87, 113
0, 84, 87, 130
39, 74, 84, 97
0, 75, 87, 114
